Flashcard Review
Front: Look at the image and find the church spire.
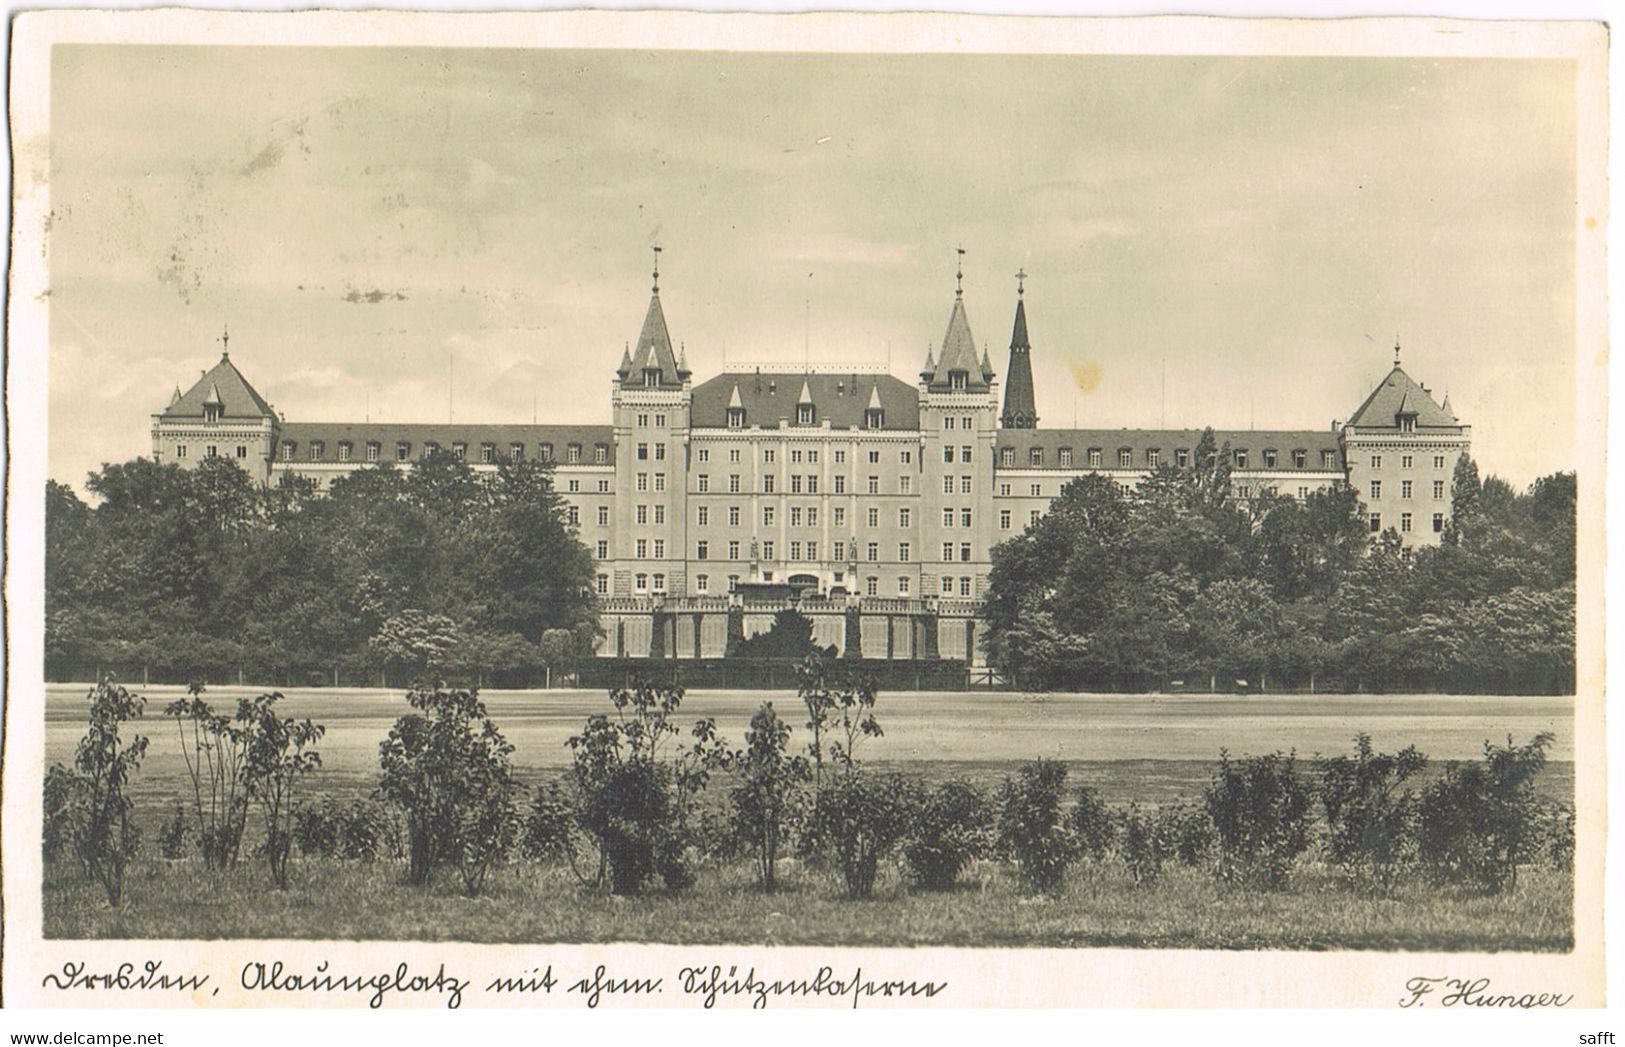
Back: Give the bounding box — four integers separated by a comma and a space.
1000, 269, 1038, 429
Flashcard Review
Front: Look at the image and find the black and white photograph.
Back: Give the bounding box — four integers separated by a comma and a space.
3, 9, 1609, 1014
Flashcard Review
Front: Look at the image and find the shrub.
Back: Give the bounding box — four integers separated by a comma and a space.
1543, 803, 1575, 872
378, 686, 520, 897
566, 680, 727, 895
521, 781, 577, 862
163, 684, 250, 869
1119, 804, 1177, 886
48, 678, 149, 906
728, 702, 811, 892
1168, 803, 1214, 866
293, 798, 398, 862
1416, 732, 1554, 892
997, 759, 1079, 894
812, 772, 916, 899
1317, 733, 1427, 887
1071, 785, 1117, 860
903, 779, 994, 891
237, 692, 324, 889
797, 657, 882, 792
158, 800, 190, 860
1204, 750, 1313, 889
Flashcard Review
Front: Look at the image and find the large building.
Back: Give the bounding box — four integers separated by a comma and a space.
152, 258, 1470, 663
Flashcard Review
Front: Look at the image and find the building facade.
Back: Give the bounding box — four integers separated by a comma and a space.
152, 262, 1469, 663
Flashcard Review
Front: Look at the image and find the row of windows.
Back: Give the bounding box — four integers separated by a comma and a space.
722, 405, 888, 430
1368, 454, 1450, 470
277, 439, 610, 465
1369, 480, 1448, 501
941, 416, 980, 430
694, 473, 921, 496
597, 571, 979, 599
1369, 512, 1446, 534
1001, 446, 1340, 470
695, 447, 916, 467
174, 444, 248, 460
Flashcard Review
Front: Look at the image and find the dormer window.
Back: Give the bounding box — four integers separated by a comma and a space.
1234, 450, 1248, 469
511, 443, 525, 460
566, 443, 581, 464
1292, 449, 1308, 468
424, 441, 440, 456
396, 441, 411, 461
480, 443, 495, 464
281, 442, 296, 461
366, 441, 380, 462
797, 404, 815, 426
310, 441, 324, 460
337, 441, 352, 463
539, 443, 554, 462
644, 368, 661, 387
1399, 415, 1416, 432
203, 404, 223, 423
865, 408, 884, 429
727, 407, 746, 429
949, 371, 968, 391
452, 442, 467, 461
594, 444, 609, 464
1263, 449, 1278, 468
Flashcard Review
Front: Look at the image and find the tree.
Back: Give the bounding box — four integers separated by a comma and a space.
51, 677, 149, 906
729, 608, 833, 659
370, 610, 462, 682
237, 693, 324, 889
728, 702, 810, 891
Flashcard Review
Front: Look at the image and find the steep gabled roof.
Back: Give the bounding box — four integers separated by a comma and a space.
623, 292, 685, 387
923, 295, 989, 390
691, 372, 920, 430
160, 352, 276, 420
1346, 364, 1460, 429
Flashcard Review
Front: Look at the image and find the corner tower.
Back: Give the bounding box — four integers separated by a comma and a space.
999, 269, 1038, 429
150, 328, 280, 484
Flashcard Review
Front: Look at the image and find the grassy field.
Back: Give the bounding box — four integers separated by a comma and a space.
41, 684, 1576, 949
44, 852, 1572, 951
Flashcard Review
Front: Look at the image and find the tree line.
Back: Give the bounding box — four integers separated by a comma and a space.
983, 432, 1576, 694
46, 452, 600, 687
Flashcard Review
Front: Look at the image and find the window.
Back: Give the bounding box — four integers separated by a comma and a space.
596, 574, 609, 595
1434, 480, 1446, 500
1401, 480, 1413, 499
636, 505, 648, 525
958, 476, 971, 494
1323, 450, 1338, 468
834, 541, 846, 561
310, 441, 325, 460
473, 443, 490, 464
279, 442, 294, 461
764, 449, 776, 463
1120, 448, 1135, 467
567, 506, 580, 527
1369, 513, 1382, 533
790, 507, 803, 527
727, 407, 746, 428
1292, 449, 1307, 468
594, 444, 608, 464
597, 506, 609, 526
1030, 483, 1042, 497
654, 474, 666, 492
944, 446, 955, 464
652, 573, 666, 592
797, 404, 814, 426
900, 475, 912, 494
961, 509, 972, 528
789, 542, 801, 561
1000, 510, 1011, 530
949, 371, 967, 391
203, 403, 222, 423
835, 475, 847, 494
1370, 454, 1383, 469
1236, 485, 1250, 499
728, 540, 740, 560
595, 539, 608, 558
205, 444, 218, 458
637, 443, 649, 461
1147, 449, 1161, 467
868, 507, 880, 528
1298, 487, 1309, 500
635, 573, 649, 592
807, 541, 817, 560
337, 442, 352, 463
236, 445, 248, 459
599, 480, 611, 493
1434, 455, 1447, 469
866, 542, 879, 562
942, 577, 954, 595
565, 443, 580, 463
942, 476, 954, 495
898, 576, 911, 596
866, 408, 884, 429
696, 448, 709, 464
899, 450, 911, 464
807, 475, 819, 494
899, 508, 911, 527
539, 443, 554, 462
961, 445, 972, 463
697, 506, 709, 526
174, 444, 190, 461
1175, 449, 1190, 468
791, 450, 803, 465
506, 442, 523, 462
763, 541, 775, 560
960, 577, 973, 597
1000, 448, 1015, 467
394, 441, 410, 462
1400, 417, 1415, 433
1369, 480, 1382, 500
1433, 513, 1445, 533
728, 505, 741, 526
635, 539, 648, 558
696, 574, 709, 593
729, 474, 741, 493
652, 443, 666, 462
942, 508, 954, 527
790, 475, 802, 494
1401, 512, 1413, 533
763, 475, 775, 493
959, 543, 972, 562
1234, 450, 1248, 469
568, 480, 581, 493
899, 542, 911, 562
698, 475, 710, 493
763, 506, 775, 526
729, 575, 740, 592
1263, 449, 1277, 468
866, 577, 879, 597
1401, 455, 1413, 469
834, 450, 845, 464
942, 542, 954, 562
1030, 510, 1041, 525
867, 476, 879, 494
834, 506, 846, 526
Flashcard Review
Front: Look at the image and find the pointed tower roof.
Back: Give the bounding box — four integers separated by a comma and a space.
160, 341, 277, 421
919, 343, 936, 381
867, 384, 883, 410
1346, 360, 1460, 428
1000, 273, 1038, 429
623, 247, 684, 387
926, 296, 987, 389
169, 385, 183, 407
616, 342, 633, 379
797, 379, 814, 404
728, 384, 744, 409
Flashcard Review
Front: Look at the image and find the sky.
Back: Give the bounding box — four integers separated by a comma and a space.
46, 46, 1579, 491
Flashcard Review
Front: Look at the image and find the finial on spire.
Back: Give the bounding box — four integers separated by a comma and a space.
955, 246, 966, 297
1015, 268, 1026, 297
652, 244, 662, 295
219, 324, 230, 358
1394, 336, 1401, 367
